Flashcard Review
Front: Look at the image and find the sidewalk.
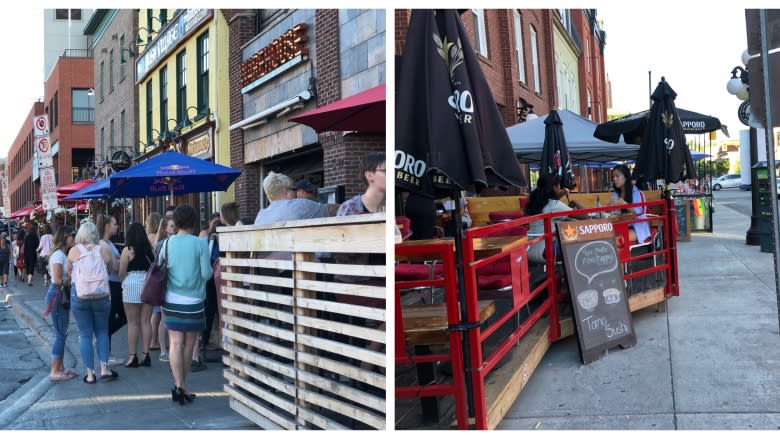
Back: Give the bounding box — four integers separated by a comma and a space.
498, 201, 780, 429
0, 278, 257, 430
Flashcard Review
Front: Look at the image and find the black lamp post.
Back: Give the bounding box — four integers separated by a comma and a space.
726, 55, 762, 245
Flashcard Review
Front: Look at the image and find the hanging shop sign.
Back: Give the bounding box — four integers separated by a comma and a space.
186, 128, 213, 160
136, 9, 213, 84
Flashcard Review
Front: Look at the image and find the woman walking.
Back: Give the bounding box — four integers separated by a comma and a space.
118, 223, 155, 368
67, 221, 119, 384
0, 235, 10, 288
151, 216, 176, 361
161, 204, 212, 404
37, 224, 53, 287
97, 215, 124, 365
43, 225, 77, 381
13, 230, 24, 280
23, 225, 39, 286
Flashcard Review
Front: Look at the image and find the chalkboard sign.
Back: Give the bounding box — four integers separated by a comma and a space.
558, 219, 636, 364
674, 199, 691, 242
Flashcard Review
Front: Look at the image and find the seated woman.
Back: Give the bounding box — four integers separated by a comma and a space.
525, 173, 588, 263
607, 164, 651, 243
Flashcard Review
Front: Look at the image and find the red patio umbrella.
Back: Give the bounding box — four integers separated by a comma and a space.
57, 179, 96, 202
8, 206, 35, 219
288, 83, 385, 133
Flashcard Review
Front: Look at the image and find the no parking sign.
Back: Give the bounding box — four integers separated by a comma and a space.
33, 115, 49, 137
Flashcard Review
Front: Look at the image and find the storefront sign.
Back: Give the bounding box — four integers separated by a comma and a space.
136, 9, 213, 83
558, 218, 636, 364
0, 170, 10, 217
187, 131, 212, 159
39, 167, 58, 210
240, 23, 308, 88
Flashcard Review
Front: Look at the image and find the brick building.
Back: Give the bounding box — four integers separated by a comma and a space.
7, 103, 44, 212
227, 9, 386, 219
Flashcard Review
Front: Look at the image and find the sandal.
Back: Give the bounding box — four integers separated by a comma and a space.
49, 371, 76, 382
100, 369, 119, 381
83, 374, 96, 384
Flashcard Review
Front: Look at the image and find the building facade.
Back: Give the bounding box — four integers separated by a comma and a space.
228, 9, 386, 218
7, 103, 44, 211
44, 8, 95, 81
134, 9, 233, 224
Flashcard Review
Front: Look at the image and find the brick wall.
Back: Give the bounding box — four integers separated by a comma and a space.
316, 10, 346, 192
225, 9, 261, 218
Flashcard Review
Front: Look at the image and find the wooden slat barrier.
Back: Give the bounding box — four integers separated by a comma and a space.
217, 213, 386, 430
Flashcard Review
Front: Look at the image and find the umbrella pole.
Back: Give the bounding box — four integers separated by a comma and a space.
452, 193, 475, 417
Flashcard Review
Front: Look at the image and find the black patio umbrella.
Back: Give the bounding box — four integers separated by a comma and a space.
594, 106, 728, 145
540, 110, 576, 190
633, 77, 697, 185
395, 9, 526, 418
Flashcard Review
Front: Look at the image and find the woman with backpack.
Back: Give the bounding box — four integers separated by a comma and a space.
118, 223, 155, 368
67, 221, 119, 384
44, 225, 77, 381
161, 204, 212, 404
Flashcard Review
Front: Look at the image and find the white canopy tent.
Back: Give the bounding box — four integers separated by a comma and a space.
508, 109, 639, 163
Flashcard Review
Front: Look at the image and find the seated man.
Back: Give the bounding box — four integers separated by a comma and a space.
254, 172, 329, 225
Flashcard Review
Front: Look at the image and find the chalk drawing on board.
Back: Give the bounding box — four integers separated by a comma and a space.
574, 240, 619, 284
602, 288, 622, 305
577, 289, 599, 311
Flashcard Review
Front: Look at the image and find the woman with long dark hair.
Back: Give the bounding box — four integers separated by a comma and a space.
96, 214, 124, 366
23, 225, 39, 286
608, 164, 651, 243
524, 173, 588, 263
118, 223, 156, 368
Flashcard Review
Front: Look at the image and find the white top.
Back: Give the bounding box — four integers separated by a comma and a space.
527, 199, 573, 237
48, 249, 69, 282
38, 234, 53, 257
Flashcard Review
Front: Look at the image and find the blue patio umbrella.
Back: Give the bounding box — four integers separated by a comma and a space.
108, 151, 241, 199
63, 178, 110, 200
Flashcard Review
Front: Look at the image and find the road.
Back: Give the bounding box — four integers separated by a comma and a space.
712, 187, 752, 217
0, 294, 47, 408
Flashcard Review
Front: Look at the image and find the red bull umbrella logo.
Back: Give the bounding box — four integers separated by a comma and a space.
157, 164, 197, 175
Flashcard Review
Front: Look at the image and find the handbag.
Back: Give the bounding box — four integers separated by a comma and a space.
141, 238, 168, 306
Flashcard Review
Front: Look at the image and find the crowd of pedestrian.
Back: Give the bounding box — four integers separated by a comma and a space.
4, 150, 386, 405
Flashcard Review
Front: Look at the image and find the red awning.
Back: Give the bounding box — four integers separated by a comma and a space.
8, 206, 34, 219
57, 179, 96, 201
288, 83, 385, 133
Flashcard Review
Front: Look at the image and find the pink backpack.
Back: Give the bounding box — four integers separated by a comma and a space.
73, 244, 110, 299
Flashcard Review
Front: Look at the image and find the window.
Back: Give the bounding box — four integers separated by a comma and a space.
146, 80, 153, 144
110, 119, 115, 154
99, 61, 105, 99
109, 49, 115, 92
558, 9, 570, 31
53, 92, 58, 128
160, 66, 168, 133
72, 89, 94, 123
159, 9, 167, 26
530, 26, 540, 93
55, 9, 81, 20
119, 36, 126, 80
100, 127, 105, 159
120, 110, 126, 149
471, 9, 488, 57
196, 32, 210, 114
176, 50, 187, 123
147, 10, 154, 34
513, 10, 525, 83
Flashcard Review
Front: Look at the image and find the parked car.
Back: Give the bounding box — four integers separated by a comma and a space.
712, 173, 741, 190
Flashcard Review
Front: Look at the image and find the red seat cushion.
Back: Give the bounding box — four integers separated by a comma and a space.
395, 264, 432, 280
489, 211, 525, 222
478, 259, 511, 276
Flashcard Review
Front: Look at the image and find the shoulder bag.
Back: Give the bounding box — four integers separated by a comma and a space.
141, 238, 168, 306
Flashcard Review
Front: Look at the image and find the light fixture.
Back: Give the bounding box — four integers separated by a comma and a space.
516, 97, 535, 122
726, 66, 748, 97
135, 26, 155, 45
87, 88, 95, 96
119, 47, 136, 64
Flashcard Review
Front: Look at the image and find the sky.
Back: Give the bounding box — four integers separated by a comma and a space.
0, 4, 761, 159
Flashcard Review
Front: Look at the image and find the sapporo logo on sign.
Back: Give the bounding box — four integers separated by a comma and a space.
432, 33, 474, 125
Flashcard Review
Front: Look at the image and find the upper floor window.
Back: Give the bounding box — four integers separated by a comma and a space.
513, 10, 525, 83
72, 88, 94, 123
530, 26, 541, 94
471, 9, 488, 57
197, 32, 210, 113
55, 9, 81, 20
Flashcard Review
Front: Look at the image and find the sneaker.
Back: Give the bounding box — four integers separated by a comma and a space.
159, 351, 169, 362
107, 355, 123, 367
190, 360, 207, 372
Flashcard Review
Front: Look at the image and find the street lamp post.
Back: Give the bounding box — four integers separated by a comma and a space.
726, 53, 762, 245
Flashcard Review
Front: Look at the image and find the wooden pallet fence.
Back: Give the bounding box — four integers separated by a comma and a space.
217, 213, 387, 430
